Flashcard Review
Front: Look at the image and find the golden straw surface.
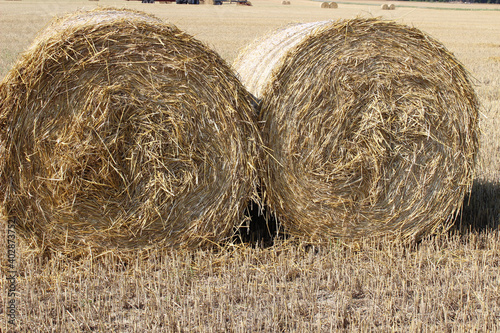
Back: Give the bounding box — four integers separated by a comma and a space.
0, 8, 259, 254
233, 18, 479, 242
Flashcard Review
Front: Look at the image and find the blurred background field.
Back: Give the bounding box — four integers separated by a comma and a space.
1, 0, 499, 331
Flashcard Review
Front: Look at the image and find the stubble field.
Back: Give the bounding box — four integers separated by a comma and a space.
1, 0, 499, 331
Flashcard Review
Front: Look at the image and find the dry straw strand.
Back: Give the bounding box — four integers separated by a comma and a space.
233, 18, 479, 243
233, 21, 327, 99
0, 8, 260, 255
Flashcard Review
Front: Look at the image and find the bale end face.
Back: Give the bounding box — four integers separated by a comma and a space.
234, 18, 479, 243
0, 8, 260, 254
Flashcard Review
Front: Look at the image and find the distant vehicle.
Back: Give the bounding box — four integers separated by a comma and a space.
131, 0, 251, 5
210, 0, 251, 4
173, 0, 251, 5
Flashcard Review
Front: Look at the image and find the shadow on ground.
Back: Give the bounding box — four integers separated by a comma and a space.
237, 179, 500, 246
454, 179, 500, 234
235, 202, 282, 247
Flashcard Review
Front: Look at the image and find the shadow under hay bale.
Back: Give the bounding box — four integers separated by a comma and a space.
455, 179, 500, 233
234, 200, 282, 247
0, 8, 259, 254
233, 18, 479, 243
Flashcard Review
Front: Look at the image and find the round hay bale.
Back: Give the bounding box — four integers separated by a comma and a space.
329, 2, 338, 8
389, 4, 396, 10
282, 0, 288, 4
0, 8, 259, 253
321, 2, 330, 8
381, 3, 389, 10
233, 18, 479, 242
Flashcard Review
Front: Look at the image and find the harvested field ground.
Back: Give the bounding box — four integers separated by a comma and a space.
1, 0, 499, 331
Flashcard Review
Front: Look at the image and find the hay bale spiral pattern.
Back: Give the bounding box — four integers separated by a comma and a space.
0, 8, 259, 252
234, 18, 479, 242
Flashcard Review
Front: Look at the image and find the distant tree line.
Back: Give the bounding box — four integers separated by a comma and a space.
398, 0, 500, 3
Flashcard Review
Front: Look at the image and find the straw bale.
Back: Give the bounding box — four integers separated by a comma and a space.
321, 2, 330, 8
381, 4, 389, 10
389, 4, 396, 10
329, 2, 338, 8
233, 18, 479, 242
234, 21, 327, 98
0, 8, 259, 254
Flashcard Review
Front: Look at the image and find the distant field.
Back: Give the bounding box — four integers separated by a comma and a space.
1, 0, 499, 331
